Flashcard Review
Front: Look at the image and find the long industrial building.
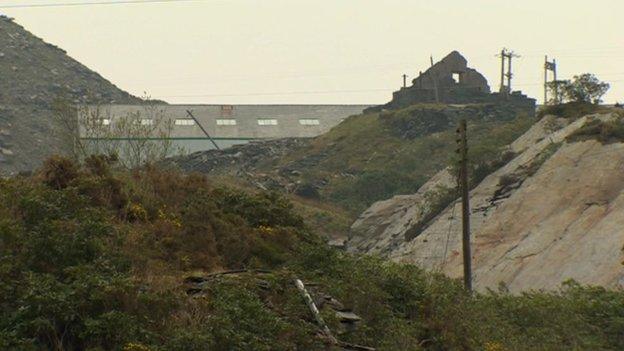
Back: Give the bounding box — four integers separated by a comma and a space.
79, 104, 370, 154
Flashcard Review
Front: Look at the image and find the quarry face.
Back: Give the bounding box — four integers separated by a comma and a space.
350, 113, 624, 292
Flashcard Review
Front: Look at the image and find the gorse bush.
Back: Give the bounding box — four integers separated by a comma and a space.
1, 156, 624, 350
0, 157, 313, 350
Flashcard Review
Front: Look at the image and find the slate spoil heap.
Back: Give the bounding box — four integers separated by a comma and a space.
0, 15, 140, 175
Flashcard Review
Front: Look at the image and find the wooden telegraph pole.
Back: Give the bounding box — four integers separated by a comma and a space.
457, 119, 472, 291
498, 48, 520, 98
544, 56, 558, 104
499, 49, 506, 94
506, 53, 513, 92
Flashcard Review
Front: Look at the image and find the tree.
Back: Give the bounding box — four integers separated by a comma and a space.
555, 73, 610, 104
545, 80, 568, 104
53, 96, 185, 168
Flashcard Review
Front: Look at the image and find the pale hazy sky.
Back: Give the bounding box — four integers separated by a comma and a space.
2, 0, 623, 104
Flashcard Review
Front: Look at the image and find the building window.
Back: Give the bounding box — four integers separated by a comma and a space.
100, 118, 111, 126
257, 119, 278, 126
174, 119, 195, 126
216, 119, 237, 126
299, 119, 320, 126
452, 72, 461, 83
140, 119, 153, 126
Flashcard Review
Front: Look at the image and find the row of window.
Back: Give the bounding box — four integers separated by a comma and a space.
99, 118, 321, 126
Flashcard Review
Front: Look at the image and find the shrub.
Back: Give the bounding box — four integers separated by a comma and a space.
39, 155, 79, 189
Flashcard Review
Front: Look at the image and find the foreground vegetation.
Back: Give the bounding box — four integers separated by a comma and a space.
1, 157, 623, 350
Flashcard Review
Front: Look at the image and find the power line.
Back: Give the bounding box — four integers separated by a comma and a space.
0, 0, 205, 9
152, 88, 393, 98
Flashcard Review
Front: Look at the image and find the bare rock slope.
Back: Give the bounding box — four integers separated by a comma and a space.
349, 112, 624, 292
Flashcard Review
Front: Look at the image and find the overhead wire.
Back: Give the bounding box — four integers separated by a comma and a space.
0, 0, 207, 9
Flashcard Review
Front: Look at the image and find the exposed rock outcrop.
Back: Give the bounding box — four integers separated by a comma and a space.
349, 112, 624, 292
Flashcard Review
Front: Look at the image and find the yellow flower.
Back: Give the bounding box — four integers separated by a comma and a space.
127, 203, 148, 221
123, 343, 151, 351
258, 225, 275, 235
484, 341, 506, 351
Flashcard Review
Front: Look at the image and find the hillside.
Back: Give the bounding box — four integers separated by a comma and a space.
1, 156, 624, 350
0, 16, 142, 175
171, 102, 535, 237
349, 106, 624, 292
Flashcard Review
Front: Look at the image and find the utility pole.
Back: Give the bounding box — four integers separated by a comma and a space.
506, 53, 513, 91
457, 119, 472, 291
499, 48, 506, 94
544, 56, 548, 104
497, 48, 520, 97
544, 56, 558, 104
402, 74, 408, 88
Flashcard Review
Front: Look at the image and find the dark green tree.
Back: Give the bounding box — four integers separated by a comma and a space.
556, 73, 610, 104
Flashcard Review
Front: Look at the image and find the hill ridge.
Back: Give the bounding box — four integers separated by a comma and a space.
0, 16, 141, 174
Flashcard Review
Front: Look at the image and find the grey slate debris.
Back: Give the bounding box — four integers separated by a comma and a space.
0, 16, 142, 175
166, 138, 314, 194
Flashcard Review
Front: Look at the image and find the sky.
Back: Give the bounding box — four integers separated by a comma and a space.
1, 0, 623, 105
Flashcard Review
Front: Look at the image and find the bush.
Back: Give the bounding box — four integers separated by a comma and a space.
0, 158, 313, 349
39, 155, 79, 189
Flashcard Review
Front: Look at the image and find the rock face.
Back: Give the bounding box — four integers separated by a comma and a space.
349, 113, 624, 292
0, 16, 141, 175
348, 168, 456, 256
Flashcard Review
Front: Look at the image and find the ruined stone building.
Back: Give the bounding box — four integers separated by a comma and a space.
373, 51, 535, 114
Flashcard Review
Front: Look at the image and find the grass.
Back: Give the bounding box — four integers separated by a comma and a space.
537, 101, 611, 120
